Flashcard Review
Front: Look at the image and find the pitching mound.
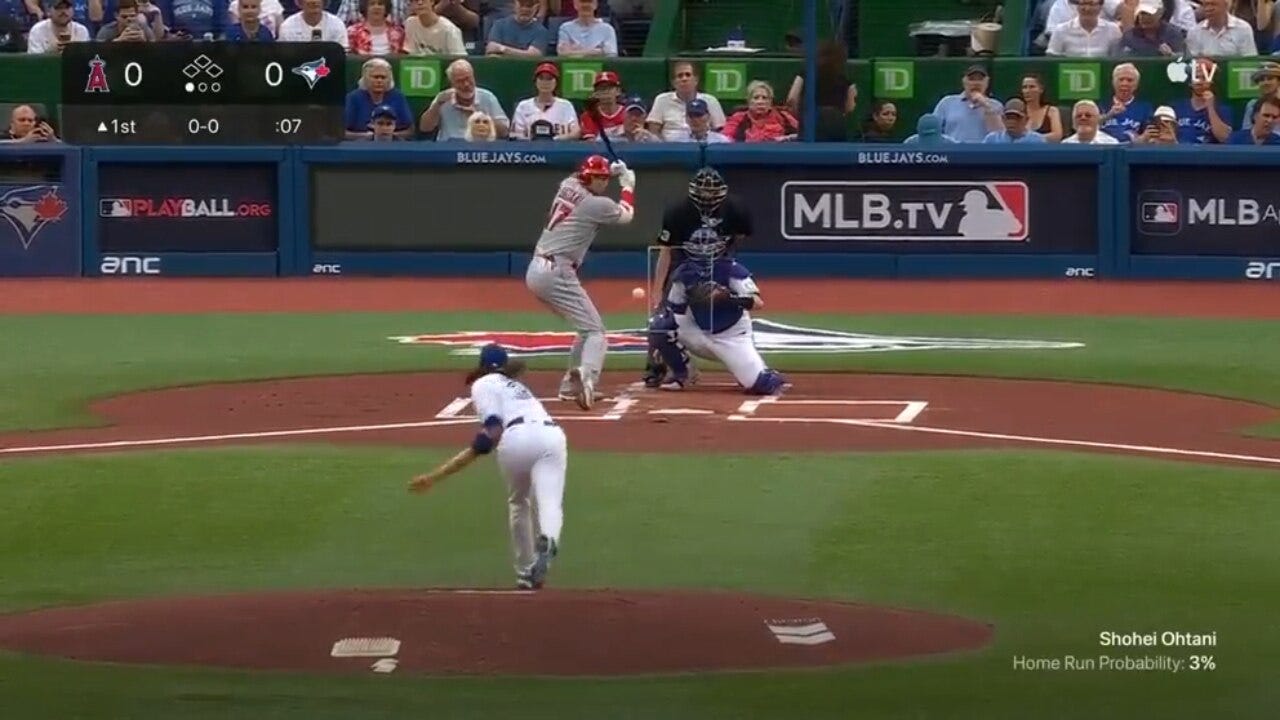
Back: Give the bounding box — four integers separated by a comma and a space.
0, 589, 993, 676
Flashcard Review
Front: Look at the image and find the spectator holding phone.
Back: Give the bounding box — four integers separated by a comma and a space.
1133, 105, 1180, 144
1227, 96, 1280, 144
26, 0, 90, 53
96, 0, 155, 40
278, 0, 348, 47
2, 105, 59, 143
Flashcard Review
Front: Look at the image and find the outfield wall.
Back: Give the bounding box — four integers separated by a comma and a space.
2, 144, 1279, 281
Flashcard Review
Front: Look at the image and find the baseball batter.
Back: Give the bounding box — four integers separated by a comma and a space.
409, 344, 566, 590
526, 154, 637, 410
650, 232, 786, 395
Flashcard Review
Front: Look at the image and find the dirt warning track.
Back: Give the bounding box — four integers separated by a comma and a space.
0, 372, 1276, 468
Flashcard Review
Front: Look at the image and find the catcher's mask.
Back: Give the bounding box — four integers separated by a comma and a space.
683, 225, 726, 263
688, 167, 728, 215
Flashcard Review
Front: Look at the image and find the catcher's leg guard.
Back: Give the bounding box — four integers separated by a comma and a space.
747, 369, 787, 395
647, 308, 690, 382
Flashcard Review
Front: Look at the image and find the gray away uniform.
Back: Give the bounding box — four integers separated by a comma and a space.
526, 175, 632, 394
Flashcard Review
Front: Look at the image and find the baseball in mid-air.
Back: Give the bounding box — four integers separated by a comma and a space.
632, 287, 646, 300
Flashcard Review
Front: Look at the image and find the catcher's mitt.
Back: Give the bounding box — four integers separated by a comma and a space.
686, 281, 732, 309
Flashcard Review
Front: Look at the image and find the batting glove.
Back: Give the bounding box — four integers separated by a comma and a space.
609, 160, 628, 176
618, 168, 636, 190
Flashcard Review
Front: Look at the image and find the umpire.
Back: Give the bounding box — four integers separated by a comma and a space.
642, 167, 754, 387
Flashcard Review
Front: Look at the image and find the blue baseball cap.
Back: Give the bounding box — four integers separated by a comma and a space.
370, 104, 396, 121
478, 343, 508, 370
623, 95, 646, 114
686, 98, 709, 116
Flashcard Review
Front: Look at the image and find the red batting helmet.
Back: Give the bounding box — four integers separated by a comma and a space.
577, 154, 612, 182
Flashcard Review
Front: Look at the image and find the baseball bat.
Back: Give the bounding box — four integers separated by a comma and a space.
586, 98, 619, 161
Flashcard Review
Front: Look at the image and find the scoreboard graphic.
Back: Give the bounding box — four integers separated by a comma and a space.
61, 42, 346, 145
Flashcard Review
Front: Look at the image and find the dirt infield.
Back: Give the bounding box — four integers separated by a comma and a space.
0, 589, 994, 676
0, 371, 1276, 467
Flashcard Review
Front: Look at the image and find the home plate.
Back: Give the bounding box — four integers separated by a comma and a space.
648, 409, 715, 416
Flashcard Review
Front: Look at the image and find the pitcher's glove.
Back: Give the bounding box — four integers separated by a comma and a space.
686, 281, 732, 310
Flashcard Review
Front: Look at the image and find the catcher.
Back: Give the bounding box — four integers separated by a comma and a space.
408, 343, 567, 590
643, 167, 753, 388
650, 226, 786, 395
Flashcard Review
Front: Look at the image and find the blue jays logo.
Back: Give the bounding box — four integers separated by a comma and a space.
0, 185, 68, 250
291, 58, 332, 90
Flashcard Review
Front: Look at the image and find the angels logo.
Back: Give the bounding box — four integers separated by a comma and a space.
85, 54, 110, 93
390, 319, 1082, 356
0, 185, 69, 250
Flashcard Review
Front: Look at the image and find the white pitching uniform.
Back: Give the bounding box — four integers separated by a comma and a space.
667, 258, 768, 388
470, 371, 568, 575
525, 163, 635, 399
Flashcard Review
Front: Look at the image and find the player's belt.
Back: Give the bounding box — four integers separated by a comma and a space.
505, 417, 559, 429
538, 254, 579, 270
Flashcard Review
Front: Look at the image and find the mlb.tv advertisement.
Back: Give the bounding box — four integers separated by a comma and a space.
1131, 166, 1280, 256
307, 163, 1099, 255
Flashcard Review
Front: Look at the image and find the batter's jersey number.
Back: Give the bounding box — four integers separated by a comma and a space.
546, 198, 576, 231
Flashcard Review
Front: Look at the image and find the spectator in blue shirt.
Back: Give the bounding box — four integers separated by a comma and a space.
983, 98, 1048, 144
903, 113, 957, 145
486, 0, 548, 55
224, 0, 273, 39
1241, 63, 1280, 137
1099, 63, 1152, 142
556, 0, 616, 56
345, 57, 414, 140
931, 65, 1003, 143
1170, 60, 1232, 144
1227, 96, 1280, 144
167, 0, 227, 38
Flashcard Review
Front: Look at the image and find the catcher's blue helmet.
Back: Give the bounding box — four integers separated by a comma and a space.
478, 343, 509, 370
683, 225, 726, 262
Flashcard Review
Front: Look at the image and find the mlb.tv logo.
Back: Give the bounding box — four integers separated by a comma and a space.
1137, 190, 1182, 235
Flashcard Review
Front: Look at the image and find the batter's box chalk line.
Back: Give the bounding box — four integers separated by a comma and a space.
728, 398, 929, 424
434, 393, 639, 422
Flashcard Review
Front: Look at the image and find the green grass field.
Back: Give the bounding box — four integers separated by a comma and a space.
2, 310, 1277, 719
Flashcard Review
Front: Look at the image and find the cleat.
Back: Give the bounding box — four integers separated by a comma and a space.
658, 376, 688, 391
529, 535, 558, 588
568, 367, 594, 411
516, 572, 541, 590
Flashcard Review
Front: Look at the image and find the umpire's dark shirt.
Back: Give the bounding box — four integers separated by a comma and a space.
656, 195, 753, 287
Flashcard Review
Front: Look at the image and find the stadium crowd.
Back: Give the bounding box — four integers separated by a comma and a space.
3, 0, 1280, 146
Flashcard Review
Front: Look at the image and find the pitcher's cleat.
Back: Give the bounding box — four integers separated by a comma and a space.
529, 534, 558, 588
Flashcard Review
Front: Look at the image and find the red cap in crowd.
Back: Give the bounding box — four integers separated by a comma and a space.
534, 62, 559, 79
593, 70, 621, 87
